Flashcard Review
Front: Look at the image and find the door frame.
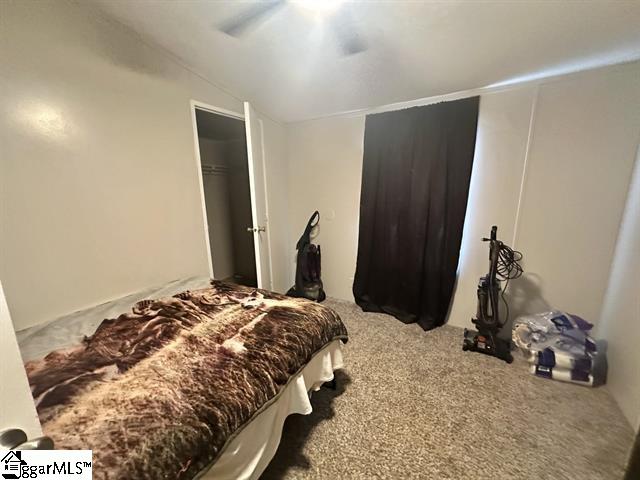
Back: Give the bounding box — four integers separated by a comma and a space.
189, 99, 273, 289
189, 100, 245, 280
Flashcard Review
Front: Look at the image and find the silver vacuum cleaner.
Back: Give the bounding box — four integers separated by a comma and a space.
462, 226, 523, 363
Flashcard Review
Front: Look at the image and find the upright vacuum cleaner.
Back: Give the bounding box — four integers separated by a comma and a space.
463, 226, 523, 363
287, 211, 326, 302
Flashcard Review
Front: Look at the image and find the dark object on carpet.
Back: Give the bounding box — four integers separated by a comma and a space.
463, 225, 523, 363
353, 96, 479, 330
322, 378, 337, 390
624, 430, 640, 480
287, 211, 326, 302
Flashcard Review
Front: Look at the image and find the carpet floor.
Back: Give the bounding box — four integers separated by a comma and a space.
261, 299, 634, 480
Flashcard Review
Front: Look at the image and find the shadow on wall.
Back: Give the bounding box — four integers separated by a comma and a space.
498, 273, 551, 339
79, 4, 175, 78
260, 370, 352, 479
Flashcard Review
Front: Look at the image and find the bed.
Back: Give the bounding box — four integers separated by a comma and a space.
17, 277, 348, 479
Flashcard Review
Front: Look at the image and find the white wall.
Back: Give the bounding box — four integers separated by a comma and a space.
286, 61, 640, 332
199, 139, 236, 280
455, 62, 640, 331
204, 172, 235, 279
287, 116, 365, 299
598, 148, 640, 430
448, 86, 541, 329
0, 1, 288, 330
265, 116, 296, 292
514, 64, 640, 326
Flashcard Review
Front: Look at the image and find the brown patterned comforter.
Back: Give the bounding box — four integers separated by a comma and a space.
24, 281, 348, 479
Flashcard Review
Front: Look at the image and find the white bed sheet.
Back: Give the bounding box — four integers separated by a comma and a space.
16, 276, 212, 362
16, 277, 345, 479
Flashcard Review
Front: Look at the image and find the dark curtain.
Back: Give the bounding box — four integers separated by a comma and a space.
352, 96, 479, 330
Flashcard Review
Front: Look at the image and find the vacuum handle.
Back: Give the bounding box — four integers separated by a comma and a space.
308, 211, 320, 228
296, 211, 320, 250
482, 225, 498, 242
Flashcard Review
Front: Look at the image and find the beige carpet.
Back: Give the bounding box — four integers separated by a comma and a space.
261, 299, 634, 480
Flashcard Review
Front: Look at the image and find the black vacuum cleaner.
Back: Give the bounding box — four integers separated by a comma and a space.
463, 226, 523, 363
286, 211, 326, 302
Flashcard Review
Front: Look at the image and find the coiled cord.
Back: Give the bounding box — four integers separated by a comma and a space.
497, 243, 523, 327
496, 244, 523, 281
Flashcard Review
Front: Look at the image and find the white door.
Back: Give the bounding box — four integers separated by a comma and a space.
244, 102, 273, 290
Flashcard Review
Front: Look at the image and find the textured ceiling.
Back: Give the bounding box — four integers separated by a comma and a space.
90, 0, 640, 122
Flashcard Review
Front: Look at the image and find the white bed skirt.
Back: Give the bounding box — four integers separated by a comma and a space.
198, 339, 345, 480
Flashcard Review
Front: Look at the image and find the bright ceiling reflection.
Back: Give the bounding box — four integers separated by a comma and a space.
293, 0, 344, 17
16, 101, 74, 141
487, 49, 640, 89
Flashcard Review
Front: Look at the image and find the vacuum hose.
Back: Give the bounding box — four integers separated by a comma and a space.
495, 241, 523, 327
496, 243, 524, 282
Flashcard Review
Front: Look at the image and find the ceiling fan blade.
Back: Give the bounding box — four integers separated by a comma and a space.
340, 31, 368, 56
219, 0, 286, 37
329, 7, 368, 56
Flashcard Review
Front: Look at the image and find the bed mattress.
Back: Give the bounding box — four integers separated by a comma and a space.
18, 278, 348, 479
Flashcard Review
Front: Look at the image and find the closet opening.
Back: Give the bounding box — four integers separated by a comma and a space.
194, 107, 257, 288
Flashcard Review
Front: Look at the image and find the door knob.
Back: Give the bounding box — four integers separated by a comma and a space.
0, 429, 27, 449
247, 226, 266, 233
0, 429, 54, 450
247, 227, 256, 233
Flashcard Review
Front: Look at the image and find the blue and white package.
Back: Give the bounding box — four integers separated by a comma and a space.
513, 310, 599, 386
529, 364, 594, 386
524, 347, 592, 371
